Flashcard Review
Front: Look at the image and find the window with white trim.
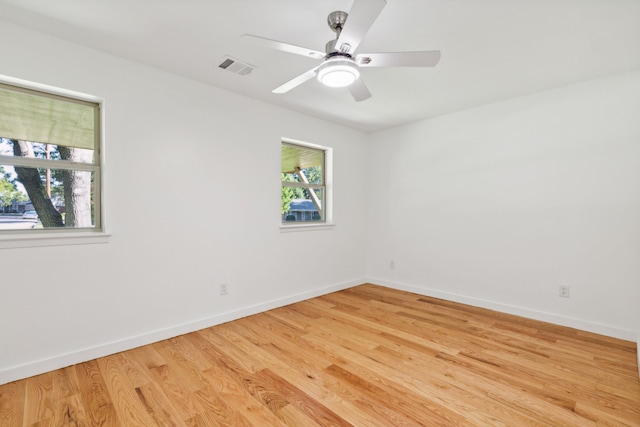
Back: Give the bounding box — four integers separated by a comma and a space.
0, 81, 102, 233
281, 141, 328, 225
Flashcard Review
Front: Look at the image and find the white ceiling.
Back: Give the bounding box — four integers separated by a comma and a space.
1, 0, 639, 132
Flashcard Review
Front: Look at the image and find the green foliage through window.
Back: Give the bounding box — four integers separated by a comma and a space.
281, 142, 326, 224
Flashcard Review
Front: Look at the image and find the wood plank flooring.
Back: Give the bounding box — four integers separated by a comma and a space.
1, 284, 639, 426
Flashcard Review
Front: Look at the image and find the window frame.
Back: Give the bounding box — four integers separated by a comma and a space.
0, 75, 108, 247
280, 138, 333, 231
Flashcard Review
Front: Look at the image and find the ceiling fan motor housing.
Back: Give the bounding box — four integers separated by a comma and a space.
326, 39, 338, 54
327, 11, 348, 33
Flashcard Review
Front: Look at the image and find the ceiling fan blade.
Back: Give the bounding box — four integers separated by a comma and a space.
356, 51, 441, 67
348, 78, 372, 102
335, 0, 386, 54
240, 34, 325, 59
272, 66, 320, 94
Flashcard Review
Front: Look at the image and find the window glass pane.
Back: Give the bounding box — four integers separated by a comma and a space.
0, 164, 95, 230
282, 187, 323, 223
0, 138, 94, 164
281, 166, 322, 185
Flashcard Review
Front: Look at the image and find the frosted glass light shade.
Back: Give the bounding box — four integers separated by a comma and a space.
317, 58, 360, 88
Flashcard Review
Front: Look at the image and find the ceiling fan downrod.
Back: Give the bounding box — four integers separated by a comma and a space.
326, 11, 350, 54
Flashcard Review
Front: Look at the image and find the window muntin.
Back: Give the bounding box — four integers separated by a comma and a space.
281, 142, 326, 224
0, 141, 94, 163
0, 81, 101, 232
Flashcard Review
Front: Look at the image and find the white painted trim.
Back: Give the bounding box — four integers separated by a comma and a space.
0, 232, 111, 249
0, 277, 364, 385
368, 277, 638, 342
280, 136, 334, 226
3, 277, 635, 385
0, 73, 103, 104
280, 223, 335, 232
0, 73, 108, 245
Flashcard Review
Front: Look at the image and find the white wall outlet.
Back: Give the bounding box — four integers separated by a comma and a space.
558, 285, 570, 298
220, 283, 229, 295
389, 260, 395, 270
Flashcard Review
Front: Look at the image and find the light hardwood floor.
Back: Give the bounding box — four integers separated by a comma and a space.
1, 284, 639, 426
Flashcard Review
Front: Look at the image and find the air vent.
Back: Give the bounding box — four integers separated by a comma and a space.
218, 56, 256, 76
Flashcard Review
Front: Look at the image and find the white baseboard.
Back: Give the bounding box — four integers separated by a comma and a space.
0, 277, 363, 385
368, 277, 638, 342
4, 277, 636, 385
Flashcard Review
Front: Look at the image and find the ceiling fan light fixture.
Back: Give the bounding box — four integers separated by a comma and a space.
317, 57, 360, 88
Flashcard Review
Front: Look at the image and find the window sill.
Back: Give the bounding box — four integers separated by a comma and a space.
0, 231, 111, 249
280, 223, 335, 233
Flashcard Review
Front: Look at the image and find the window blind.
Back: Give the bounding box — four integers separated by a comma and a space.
0, 83, 96, 150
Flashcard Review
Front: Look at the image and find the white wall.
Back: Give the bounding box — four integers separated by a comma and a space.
367, 70, 640, 340
0, 22, 369, 384
1, 19, 638, 386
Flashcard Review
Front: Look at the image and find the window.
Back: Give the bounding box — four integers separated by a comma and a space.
281, 140, 330, 226
0, 81, 101, 233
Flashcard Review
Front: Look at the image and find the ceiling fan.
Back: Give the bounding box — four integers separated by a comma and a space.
241, 0, 441, 102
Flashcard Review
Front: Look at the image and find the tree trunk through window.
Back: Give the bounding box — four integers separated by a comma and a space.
12, 139, 64, 227
11, 139, 92, 228
58, 146, 92, 227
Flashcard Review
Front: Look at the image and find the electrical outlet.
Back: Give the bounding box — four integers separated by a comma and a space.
389, 260, 395, 270
220, 283, 229, 295
558, 285, 570, 298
